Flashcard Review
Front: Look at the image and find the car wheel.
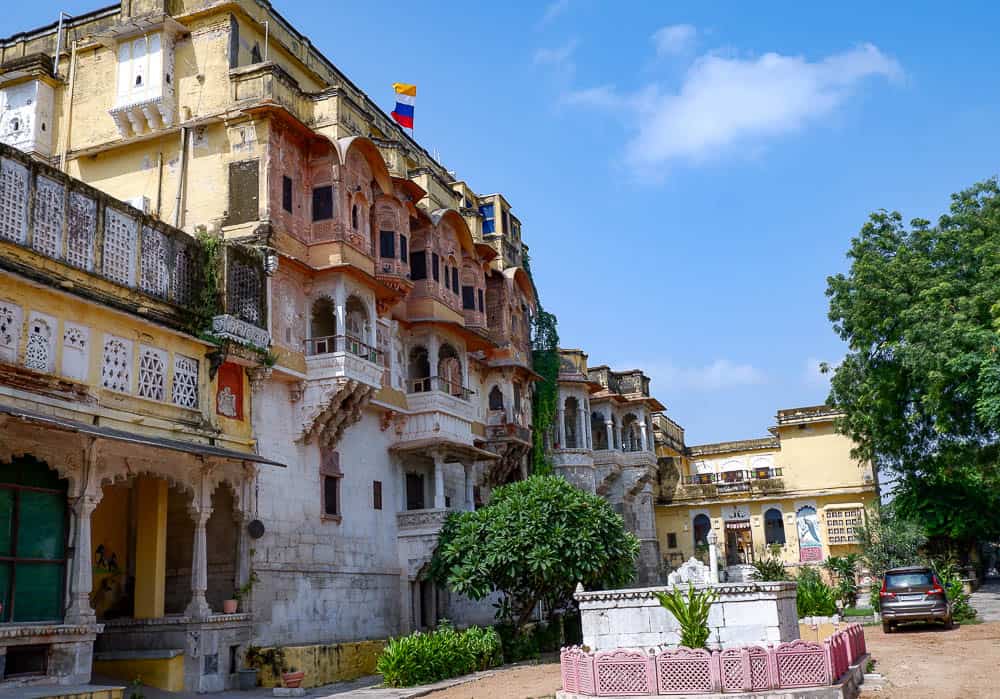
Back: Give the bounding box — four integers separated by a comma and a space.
882, 622, 892, 634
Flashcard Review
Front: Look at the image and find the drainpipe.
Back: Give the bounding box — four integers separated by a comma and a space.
53, 12, 71, 77
173, 126, 188, 228
58, 39, 79, 173
261, 20, 269, 62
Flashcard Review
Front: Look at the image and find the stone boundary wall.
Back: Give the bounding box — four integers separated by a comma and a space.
576, 582, 799, 651
253, 639, 386, 688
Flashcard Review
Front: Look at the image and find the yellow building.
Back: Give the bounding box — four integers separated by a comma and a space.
654, 406, 879, 578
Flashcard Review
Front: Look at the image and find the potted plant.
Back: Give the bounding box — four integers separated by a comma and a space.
223, 596, 238, 614
281, 665, 305, 689
240, 646, 262, 690
228, 570, 259, 614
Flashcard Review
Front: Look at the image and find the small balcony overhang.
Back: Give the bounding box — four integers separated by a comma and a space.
109, 95, 175, 139
389, 436, 499, 463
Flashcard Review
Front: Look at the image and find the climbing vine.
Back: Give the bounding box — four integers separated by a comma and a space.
523, 253, 559, 475
185, 226, 224, 336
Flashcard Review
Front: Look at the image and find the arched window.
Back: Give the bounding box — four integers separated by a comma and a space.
622, 413, 640, 452
764, 508, 786, 546
345, 296, 369, 340
309, 296, 337, 354
0, 456, 68, 622
351, 203, 359, 230
564, 396, 579, 448
513, 381, 523, 420
591, 412, 607, 450
438, 344, 463, 397
488, 385, 504, 411
693, 514, 711, 548
408, 346, 430, 392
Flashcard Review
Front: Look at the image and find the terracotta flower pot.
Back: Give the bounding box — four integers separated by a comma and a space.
223, 599, 238, 614
281, 670, 305, 688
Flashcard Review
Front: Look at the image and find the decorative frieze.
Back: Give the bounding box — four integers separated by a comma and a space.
211, 314, 271, 349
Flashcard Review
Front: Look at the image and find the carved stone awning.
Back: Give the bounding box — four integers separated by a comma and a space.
212, 314, 271, 349
297, 378, 375, 448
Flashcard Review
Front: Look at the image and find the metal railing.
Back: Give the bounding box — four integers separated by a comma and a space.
304, 334, 382, 363
681, 468, 783, 485
406, 375, 474, 401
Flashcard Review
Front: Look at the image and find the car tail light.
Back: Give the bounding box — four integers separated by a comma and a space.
879, 578, 896, 600
927, 581, 946, 597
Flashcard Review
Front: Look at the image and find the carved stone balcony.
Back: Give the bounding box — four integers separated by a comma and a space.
397, 508, 451, 578
397, 508, 450, 533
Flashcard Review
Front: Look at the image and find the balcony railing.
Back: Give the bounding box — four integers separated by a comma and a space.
406, 376, 474, 401
304, 334, 382, 364
682, 468, 783, 485
676, 468, 785, 498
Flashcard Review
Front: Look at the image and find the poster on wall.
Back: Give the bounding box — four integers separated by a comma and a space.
796, 506, 823, 562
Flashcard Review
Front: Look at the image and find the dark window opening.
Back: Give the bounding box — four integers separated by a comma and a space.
477, 289, 484, 313
488, 386, 504, 410
373, 481, 383, 510
399, 235, 408, 262
451, 268, 459, 294
444, 266, 450, 290
282, 176, 293, 213
4, 645, 47, 679
323, 476, 340, 516
432, 254, 440, 282
379, 230, 395, 258
228, 15, 240, 68
250, 43, 262, 64
351, 204, 359, 230
312, 186, 333, 221
406, 473, 425, 510
667, 533, 678, 549
410, 251, 427, 280
462, 285, 475, 310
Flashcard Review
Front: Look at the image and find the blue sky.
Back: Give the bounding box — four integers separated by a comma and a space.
14, 1, 1000, 443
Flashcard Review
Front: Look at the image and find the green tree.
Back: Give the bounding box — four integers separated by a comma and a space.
430, 475, 639, 629
826, 181, 1000, 547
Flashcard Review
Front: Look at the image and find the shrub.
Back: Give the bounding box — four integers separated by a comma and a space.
796, 567, 838, 617
933, 556, 977, 623
752, 556, 790, 581
823, 554, 860, 607
654, 582, 718, 649
376, 623, 502, 688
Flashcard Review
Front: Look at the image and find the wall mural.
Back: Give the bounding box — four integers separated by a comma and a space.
796, 506, 823, 562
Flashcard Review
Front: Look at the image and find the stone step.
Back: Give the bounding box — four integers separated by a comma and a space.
0, 684, 124, 699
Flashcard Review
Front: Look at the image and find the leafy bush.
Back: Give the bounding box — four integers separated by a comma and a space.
795, 567, 838, 617
933, 556, 977, 623
654, 583, 718, 649
376, 623, 502, 688
823, 554, 861, 607
752, 556, 789, 581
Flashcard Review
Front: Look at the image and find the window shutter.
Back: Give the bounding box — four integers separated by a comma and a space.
410, 251, 427, 280
379, 230, 395, 258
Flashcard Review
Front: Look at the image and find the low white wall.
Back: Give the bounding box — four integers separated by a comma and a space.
576, 581, 799, 651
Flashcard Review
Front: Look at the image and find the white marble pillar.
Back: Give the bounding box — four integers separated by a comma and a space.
433, 453, 446, 509
334, 278, 346, 339
707, 529, 720, 584
464, 463, 475, 511
185, 506, 213, 618
66, 495, 99, 624
604, 420, 613, 451
557, 405, 566, 448
578, 402, 587, 450
639, 421, 648, 452
615, 424, 623, 451
428, 334, 440, 390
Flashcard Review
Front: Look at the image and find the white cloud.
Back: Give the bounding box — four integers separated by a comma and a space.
624, 358, 766, 392
538, 0, 570, 28
652, 24, 697, 56
534, 39, 580, 79
565, 43, 901, 171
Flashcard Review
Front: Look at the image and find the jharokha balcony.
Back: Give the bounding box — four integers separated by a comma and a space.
675, 468, 785, 500
406, 376, 475, 402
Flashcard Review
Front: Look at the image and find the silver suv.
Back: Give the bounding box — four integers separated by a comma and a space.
880, 566, 953, 632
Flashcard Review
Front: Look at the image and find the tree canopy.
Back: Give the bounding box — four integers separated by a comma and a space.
430, 475, 639, 628
826, 180, 1000, 545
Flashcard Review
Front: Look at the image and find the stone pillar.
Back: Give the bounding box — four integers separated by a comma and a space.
334, 278, 346, 339
707, 529, 719, 584
427, 334, 440, 389
65, 495, 99, 624
639, 421, 648, 452
433, 453, 446, 509
557, 405, 566, 449
464, 463, 475, 511
615, 423, 623, 451
605, 420, 613, 451
578, 402, 587, 450
134, 476, 168, 619
185, 505, 213, 619
410, 579, 421, 630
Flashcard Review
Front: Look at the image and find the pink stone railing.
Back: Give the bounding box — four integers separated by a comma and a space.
561, 623, 867, 696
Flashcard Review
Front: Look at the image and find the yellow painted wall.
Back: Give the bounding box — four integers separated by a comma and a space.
134, 476, 168, 619
253, 640, 386, 689
91, 483, 130, 619
94, 654, 185, 692
774, 421, 875, 492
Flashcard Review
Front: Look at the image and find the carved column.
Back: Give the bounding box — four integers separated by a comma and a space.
334, 278, 346, 338
615, 423, 624, 451
707, 529, 720, 584
185, 504, 214, 619
639, 421, 649, 452
65, 495, 99, 624
432, 452, 446, 509
463, 463, 475, 511
605, 420, 613, 451
557, 405, 566, 449
427, 334, 440, 389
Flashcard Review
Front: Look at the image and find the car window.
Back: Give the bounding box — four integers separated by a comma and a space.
885, 571, 934, 590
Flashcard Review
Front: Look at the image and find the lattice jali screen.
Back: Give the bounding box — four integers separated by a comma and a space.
171, 244, 195, 306
825, 508, 863, 544
655, 648, 716, 694
102, 208, 138, 287
774, 640, 828, 688
228, 256, 263, 325
101, 335, 133, 393
719, 646, 770, 692
24, 315, 54, 374
172, 354, 199, 409
66, 191, 97, 271
595, 650, 655, 696
138, 345, 167, 401
0, 157, 29, 244
32, 175, 65, 258
140, 226, 169, 298
0, 302, 22, 364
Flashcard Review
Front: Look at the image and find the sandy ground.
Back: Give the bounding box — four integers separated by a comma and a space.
421, 661, 561, 699
863, 621, 1000, 699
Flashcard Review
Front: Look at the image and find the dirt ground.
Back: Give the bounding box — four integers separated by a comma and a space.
862, 620, 1000, 699
422, 661, 561, 699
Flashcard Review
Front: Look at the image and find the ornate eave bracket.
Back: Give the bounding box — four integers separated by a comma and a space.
296, 377, 375, 449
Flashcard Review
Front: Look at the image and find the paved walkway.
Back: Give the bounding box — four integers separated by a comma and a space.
968, 577, 1000, 622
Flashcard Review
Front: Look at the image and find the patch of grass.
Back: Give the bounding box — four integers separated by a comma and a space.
844, 607, 875, 617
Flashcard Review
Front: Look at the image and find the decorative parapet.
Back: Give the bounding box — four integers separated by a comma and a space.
212, 314, 270, 349
686, 437, 779, 457
396, 508, 450, 532
775, 405, 843, 426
